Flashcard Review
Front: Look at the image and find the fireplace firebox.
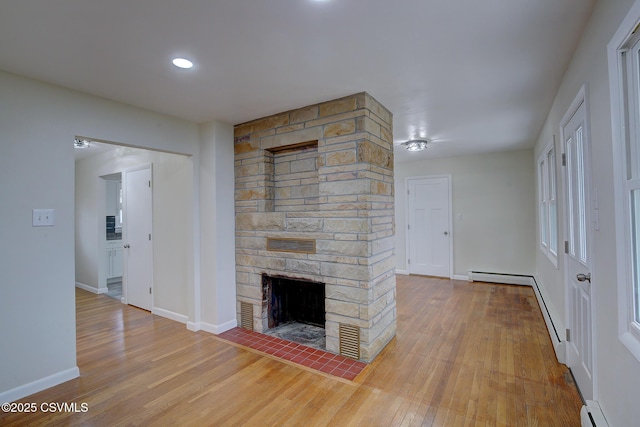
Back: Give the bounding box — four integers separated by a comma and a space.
263, 274, 325, 329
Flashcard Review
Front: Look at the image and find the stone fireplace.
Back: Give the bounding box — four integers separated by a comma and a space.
234, 92, 396, 362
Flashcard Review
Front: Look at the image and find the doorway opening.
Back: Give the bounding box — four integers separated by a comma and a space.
74, 140, 192, 315
102, 172, 123, 301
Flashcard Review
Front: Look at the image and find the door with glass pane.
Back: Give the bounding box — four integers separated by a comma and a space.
562, 97, 594, 400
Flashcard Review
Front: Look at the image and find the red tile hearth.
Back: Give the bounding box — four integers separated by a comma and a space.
218, 327, 367, 380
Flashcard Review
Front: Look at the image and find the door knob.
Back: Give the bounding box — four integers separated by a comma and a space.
576, 273, 591, 282
444, 231, 449, 235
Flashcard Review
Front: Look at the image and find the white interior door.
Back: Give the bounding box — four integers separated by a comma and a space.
407, 176, 451, 277
123, 164, 153, 311
562, 98, 595, 400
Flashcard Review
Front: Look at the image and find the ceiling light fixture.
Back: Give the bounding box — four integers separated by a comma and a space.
401, 139, 429, 152
74, 138, 90, 148
172, 58, 194, 69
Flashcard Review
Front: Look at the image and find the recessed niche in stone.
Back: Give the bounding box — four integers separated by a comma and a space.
267, 141, 319, 212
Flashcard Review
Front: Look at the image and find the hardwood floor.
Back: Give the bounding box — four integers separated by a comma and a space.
1, 275, 583, 426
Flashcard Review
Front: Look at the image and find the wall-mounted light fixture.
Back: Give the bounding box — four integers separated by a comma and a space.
74, 138, 90, 148
401, 139, 429, 152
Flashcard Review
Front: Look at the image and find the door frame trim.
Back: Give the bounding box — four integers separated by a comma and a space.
559, 85, 598, 400
405, 174, 453, 278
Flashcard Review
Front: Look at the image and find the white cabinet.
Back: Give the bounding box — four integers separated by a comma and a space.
112, 246, 123, 278
106, 240, 123, 279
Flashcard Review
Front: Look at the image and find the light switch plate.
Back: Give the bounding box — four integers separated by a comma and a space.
32, 209, 55, 227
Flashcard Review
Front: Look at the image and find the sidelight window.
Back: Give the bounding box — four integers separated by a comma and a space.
538, 139, 558, 266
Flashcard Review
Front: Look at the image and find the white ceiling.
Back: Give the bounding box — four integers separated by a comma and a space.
0, 0, 594, 162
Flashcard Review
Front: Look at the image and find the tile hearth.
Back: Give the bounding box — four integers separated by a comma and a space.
218, 327, 367, 380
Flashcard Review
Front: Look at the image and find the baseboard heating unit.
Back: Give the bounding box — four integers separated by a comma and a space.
468, 271, 532, 286
580, 400, 608, 427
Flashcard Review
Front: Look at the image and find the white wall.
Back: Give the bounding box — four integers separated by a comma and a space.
197, 121, 237, 333
0, 70, 211, 402
75, 147, 193, 319
395, 149, 536, 277
533, 0, 639, 424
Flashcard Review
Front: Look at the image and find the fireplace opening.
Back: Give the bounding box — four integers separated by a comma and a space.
265, 274, 325, 328
263, 274, 326, 348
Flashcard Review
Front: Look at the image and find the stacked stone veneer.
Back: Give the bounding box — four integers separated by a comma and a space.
234, 92, 396, 362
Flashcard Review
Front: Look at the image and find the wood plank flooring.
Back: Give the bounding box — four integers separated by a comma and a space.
0, 275, 583, 426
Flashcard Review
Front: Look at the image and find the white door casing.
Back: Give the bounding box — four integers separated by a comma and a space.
123, 164, 153, 311
561, 88, 596, 400
407, 176, 452, 277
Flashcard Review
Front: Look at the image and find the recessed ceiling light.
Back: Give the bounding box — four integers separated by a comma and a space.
172, 58, 194, 69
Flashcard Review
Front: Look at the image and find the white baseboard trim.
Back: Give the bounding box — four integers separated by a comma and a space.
75, 282, 107, 294
468, 271, 532, 286
152, 307, 188, 324
0, 367, 79, 403
186, 321, 200, 332
200, 319, 238, 335
396, 272, 468, 280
